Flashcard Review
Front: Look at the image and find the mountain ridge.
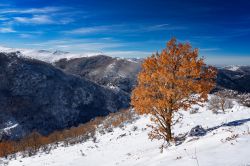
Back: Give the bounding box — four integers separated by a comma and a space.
0, 52, 129, 140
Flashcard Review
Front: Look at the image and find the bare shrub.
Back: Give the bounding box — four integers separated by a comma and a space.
214, 90, 250, 108
237, 93, 250, 107
208, 95, 221, 114
208, 91, 233, 113
101, 109, 137, 131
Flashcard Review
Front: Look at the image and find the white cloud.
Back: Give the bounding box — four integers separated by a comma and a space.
0, 27, 15, 33
146, 24, 169, 31
200, 48, 220, 52
0, 7, 63, 14
62, 43, 124, 50
19, 34, 34, 38
59, 18, 74, 24
65, 23, 186, 35
0, 7, 74, 25
66, 26, 111, 34
0, 16, 8, 21
147, 24, 187, 31
104, 51, 152, 58
14, 15, 55, 24
24, 38, 127, 52
12, 14, 74, 25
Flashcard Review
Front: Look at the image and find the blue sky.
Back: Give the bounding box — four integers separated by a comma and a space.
0, 0, 250, 65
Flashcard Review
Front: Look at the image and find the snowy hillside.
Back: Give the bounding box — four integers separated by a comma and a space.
2, 98, 250, 166
54, 55, 141, 94
223, 65, 241, 71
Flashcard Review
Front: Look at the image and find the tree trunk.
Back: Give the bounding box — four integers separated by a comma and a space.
221, 101, 225, 113
165, 109, 173, 142
166, 121, 172, 141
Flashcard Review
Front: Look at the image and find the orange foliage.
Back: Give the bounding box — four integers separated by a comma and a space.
131, 38, 217, 142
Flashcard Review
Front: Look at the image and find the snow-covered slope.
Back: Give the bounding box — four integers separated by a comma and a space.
223, 65, 241, 71
0, 46, 98, 62
3, 99, 250, 166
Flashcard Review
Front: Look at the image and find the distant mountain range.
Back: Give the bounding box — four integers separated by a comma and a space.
0, 49, 249, 141
0, 46, 99, 62
54, 54, 250, 94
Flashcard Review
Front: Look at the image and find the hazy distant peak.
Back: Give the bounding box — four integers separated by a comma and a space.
0, 45, 99, 63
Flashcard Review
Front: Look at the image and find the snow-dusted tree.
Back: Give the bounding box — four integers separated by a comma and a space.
131, 38, 217, 143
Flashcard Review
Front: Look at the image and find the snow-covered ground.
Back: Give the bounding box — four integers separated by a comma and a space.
2, 100, 250, 166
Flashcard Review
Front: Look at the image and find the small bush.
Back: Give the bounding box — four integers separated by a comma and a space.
0, 109, 136, 158
208, 91, 233, 113
237, 93, 250, 107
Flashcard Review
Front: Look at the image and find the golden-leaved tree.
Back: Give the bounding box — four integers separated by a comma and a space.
131, 38, 217, 143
